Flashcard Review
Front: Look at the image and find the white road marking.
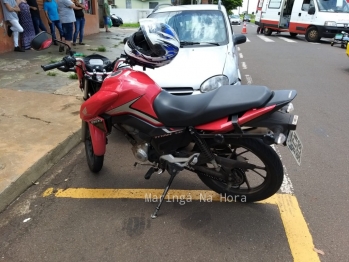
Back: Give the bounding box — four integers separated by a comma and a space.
278, 37, 297, 43
257, 35, 275, 42
237, 47, 241, 51
239, 53, 243, 58
245, 75, 253, 84
241, 61, 247, 69
246, 38, 250, 42
271, 145, 295, 194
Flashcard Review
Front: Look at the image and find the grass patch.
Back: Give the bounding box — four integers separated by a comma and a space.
36, 72, 40, 74
50, 59, 60, 63
87, 46, 107, 52
97, 46, 107, 52
69, 73, 78, 79
47, 71, 56, 76
121, 23, 139, 28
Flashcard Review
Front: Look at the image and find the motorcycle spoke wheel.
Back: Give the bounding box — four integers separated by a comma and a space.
196, 138, 284, 202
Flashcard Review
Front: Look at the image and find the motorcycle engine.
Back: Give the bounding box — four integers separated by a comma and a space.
122, 124, 149, 162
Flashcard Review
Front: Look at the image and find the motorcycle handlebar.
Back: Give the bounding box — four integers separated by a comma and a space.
41, 60, 66, 71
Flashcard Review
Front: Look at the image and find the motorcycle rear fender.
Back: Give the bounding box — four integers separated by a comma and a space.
244, 110, 298, 133
88, 122, 106, 156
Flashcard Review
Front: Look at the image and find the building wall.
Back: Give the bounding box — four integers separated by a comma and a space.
0, 0, 99, 54
114, 0, 170, 9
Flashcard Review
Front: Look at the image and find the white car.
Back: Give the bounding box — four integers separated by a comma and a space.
229, 15, 241, 25
133, 4, 246, 95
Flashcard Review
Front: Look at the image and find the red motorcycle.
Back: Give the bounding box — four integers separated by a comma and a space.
31, 25, 302, 218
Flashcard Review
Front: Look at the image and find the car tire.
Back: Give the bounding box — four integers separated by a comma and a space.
264, 28, 272, 36
305, 26, 320, 42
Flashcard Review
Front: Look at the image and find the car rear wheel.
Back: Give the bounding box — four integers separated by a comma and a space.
264, 28, 273, 36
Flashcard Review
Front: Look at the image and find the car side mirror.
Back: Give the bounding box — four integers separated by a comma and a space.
308, 6, 315, 15
234, 34, 247, 45
31, 31, 53, 51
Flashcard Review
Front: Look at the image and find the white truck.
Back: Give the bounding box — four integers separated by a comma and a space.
254, 0, 349, 42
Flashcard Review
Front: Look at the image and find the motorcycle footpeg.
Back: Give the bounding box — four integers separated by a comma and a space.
144, 167, 156, 180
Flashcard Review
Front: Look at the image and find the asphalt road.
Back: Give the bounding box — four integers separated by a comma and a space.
1, 24, 349, 261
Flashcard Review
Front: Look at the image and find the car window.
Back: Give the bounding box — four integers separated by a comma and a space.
149, 10, 228, 45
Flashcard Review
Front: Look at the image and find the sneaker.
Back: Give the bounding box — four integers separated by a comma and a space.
59, 45, 64, 52
14, 46, 25, 52
53, 41, 58, 46
79, 42, 85, 45
72, 43, 76, 46
7, 25, 12, 37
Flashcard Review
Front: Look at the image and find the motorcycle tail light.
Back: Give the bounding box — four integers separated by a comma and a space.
286, 103, 294, 113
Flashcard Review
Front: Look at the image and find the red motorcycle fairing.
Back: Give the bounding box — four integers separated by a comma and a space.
80, 68, 163, 126
195, 105, 276, 132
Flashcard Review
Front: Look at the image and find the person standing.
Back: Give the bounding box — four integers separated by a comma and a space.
16, 0, 36, 49
57, 0, 83, 53
103, 0, 112, 32
43, 0, 64, 48
72, 0, 85, 45
27, 0, 47, 35
0, 0, 25, 52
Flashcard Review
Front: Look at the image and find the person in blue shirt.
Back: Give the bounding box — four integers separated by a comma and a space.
43, 0, 64, 49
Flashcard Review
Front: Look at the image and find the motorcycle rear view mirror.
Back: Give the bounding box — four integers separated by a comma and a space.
31, 32, 53, 51
123, 37, 129, 44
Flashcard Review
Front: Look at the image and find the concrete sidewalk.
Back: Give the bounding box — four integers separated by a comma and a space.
0, 28, 136, 212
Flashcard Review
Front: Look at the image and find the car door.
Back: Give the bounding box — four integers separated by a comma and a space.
262, 0, 285, 28
292, 0, 315, 25
229, 23, 241, 82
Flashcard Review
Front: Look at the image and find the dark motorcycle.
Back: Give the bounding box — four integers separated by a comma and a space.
111, 14, 123, 27
31, 32, 303, 219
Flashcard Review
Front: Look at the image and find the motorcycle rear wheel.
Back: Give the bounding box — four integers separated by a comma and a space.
84, 122, 104, 173
196, 138, 283, 202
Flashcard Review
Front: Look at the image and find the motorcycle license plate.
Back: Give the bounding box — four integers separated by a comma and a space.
286, 131, 303, 166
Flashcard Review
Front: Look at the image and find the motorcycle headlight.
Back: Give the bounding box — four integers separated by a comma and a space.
200, 75, 229, 93
324, 21, 337, 27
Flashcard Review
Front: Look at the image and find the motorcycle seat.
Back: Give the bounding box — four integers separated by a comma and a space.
153, 85, 273, 127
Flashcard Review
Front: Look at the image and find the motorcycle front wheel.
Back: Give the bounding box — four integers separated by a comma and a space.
84, 122, 104, 173
196, 138, 284, 202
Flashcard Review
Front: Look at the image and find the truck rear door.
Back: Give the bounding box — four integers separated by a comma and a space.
261, 0, 285, 29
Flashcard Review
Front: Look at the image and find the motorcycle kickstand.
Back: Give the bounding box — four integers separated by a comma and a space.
151, 163, 181, 219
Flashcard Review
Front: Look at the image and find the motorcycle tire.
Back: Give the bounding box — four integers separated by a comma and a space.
84, 122, 104, 173
196, 138, 284, 203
